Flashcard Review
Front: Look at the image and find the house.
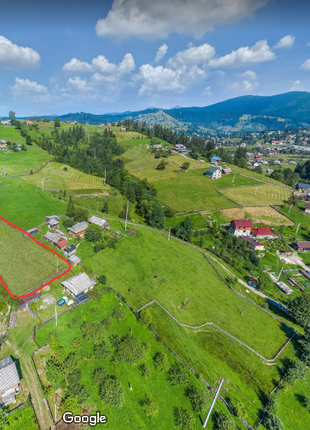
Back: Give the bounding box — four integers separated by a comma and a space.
15, 145, 21, 151
23, 227, 38, 238
266, 169, 274, 174
48, 218, 60, 230
297, 183, 310, 193
120, 127, 126, 131
281, 249, 293, 256
61, 272, 97, 298
292, 241, 310, 252
68, 254, 81, 267
0, 357, 21, 406
211, 156, 222, 165
63, 244, 77, 257
222, 168, 232, 175
57, 239, 68, 250
89, 215, 109, 229
305, 203, 310, 214
26, 121, 33, 125
1, 120, 10, 125
243, 236, 265, 251
44, 231, 62, 247
229, 219, 253, 236
276, 281, 294, 295
46, 215, 59, 223
240, 142, 246, 147
18, 292, 41, 311
251, 227, 275, 239
68, 221, 88, 237
55, 229, 67, 239
274, 160, 281, 165
152, 144, 162, 150
172, 144, 187, 153
0, 144, 7, 151
205, 166, 222, 179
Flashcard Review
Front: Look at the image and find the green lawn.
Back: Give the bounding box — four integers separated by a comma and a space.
119, 146, 157, 171
35, 293, 220, 430
220, 185, 291, 206
0, 125, 27, 144
72, 194, 125, 218
81, 224, 292, 358
0, 149, 51, 176
230, 165, 291, 188
165, 213, 208, 230
5, 404, 38, 430
134, 167, 258, 212
0, 177, 66, 229
0, 218, 67, 296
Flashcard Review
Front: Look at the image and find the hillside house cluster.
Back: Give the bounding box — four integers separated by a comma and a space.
172, 144, 187, 153
229, 219, 276, 251
44, 231, 68, 250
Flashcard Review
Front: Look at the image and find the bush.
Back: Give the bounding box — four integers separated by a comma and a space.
168, 364, 188, 386
94, 342, 111, 359
87, 287, 101, 300
174, 408, 195, 430
63, 218, 75, 229
85, 224, 102, 242
138, 363, 151, 378
112, 308, 126, 319
99, 274, 107, 284
153, 352, 169, 372
186, 385, 206, 413
140, 397, 158, 418
114, 336, 143, 365
94, 242, 106, 252
263, 413, 284, 430
139, 308, 152, 325
99, 376, 124, 408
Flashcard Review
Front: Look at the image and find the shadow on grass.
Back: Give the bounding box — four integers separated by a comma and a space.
11, 356, 22, 381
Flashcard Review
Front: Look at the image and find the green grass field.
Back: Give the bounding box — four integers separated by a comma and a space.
134, 167, 259, 212
35, 293, 221, 430
0, 218, 67, 296
81, 224, 292, 358
114, 131, 146, 142
164, 213, 208, 230
230, 165, 291, 188
22, 162, 111, 194
220, 185, 291, 206
0, 150, 51, 176
0, 177, 66, 229
0, 125, 27, 144
72, 194, 125, 218
5, 404, 38, 430
119, 146, 157, 171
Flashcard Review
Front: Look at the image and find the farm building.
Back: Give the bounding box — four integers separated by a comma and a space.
1, 120, 10, 125
172, 144, 187, 153
276, 281, 294, 295
46, 215, 59, 223
44, 231, 62, 247
211, 156, 222, 164
18, 292, 41, 311
57, 239, 68, 250
0, 140, 7, 150
26, 121, 33, 125
292, 241, 310, 252
68, 221, 88, 237
24, 227, 38, 238
266, 169, 274, 174
48, 218, 60, 230
0, 357, 21, 406
297, 183, 310, 193
222, 168, 232, 175
120, 127, 126, 131
229, 219, 253, 237
251, 227, 275, 239
55, 229, 67, 239
61, 272, 96, 299
305, 203, 310, 214
68, 254, 81, 266
63, 244, 77, 257
242, 236, 265, 251
152, 143, 162, 150
89, 215, 109, 229
281, 249, 293, 256
205, 166, 222, 179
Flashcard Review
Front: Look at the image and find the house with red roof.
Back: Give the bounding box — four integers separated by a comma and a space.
57, 239, 68, 250
242, 236, 265, 251
229, 219, 253, 237
251, 227, 275, 239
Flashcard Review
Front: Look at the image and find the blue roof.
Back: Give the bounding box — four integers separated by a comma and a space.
298, 183, 310, 189
211, 156, 222, 161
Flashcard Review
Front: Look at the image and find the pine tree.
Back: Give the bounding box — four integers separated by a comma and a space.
66, 197, 75, 217
102, 201, 109, 213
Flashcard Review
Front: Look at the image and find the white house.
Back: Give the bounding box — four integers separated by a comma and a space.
205, 166, 222, 179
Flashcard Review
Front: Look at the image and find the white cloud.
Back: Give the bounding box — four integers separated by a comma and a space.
167, 43, 215, 69
96, 0, 270, 39
155, 44, 168, 62
118, 53, 136, 74
228, 69, 259, 93
0, 36, 40, 68
10, 78, 50, 101
202, 86, 212, 96
62, 58, 93, 72
208, 40, 275, 68
67, 77, 94, 92
274, 35, 295, 49
301, 58, 310, 71
290, 80, 303, 91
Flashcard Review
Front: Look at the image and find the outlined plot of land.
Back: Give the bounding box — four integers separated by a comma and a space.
0, 216, 70, 298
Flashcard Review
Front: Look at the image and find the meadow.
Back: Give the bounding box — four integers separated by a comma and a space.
119, 146, 157, 171
35, 293, 224, 430
0, 177, 66, 229
0, 125, 27, 144
22, 162, 111, 194
5, 403, 38, 430
204, 206, 294, 226
219, 185, 292, 206
0, 218, 67, 296
81, 224, 292, 358
230, 165, 291, 188
164, 213, 208, 230
134, 166, 259, 212
114, 130, 146, 142
0, 149, 51, 176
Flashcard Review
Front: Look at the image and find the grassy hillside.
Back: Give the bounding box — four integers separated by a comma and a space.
220, 185, 291, 206
0, 149, 51, 176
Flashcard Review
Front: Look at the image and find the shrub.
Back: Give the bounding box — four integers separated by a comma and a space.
140, 397, 159, 418
112, 308, 126, 319
94, 342, 111, 360
153, 352, 169, 372
168, 364, 188, 386
99, 376, 124, 408
186, 385, 206, 413
138, 363, 151, 378
114, 336, 143, 365
174, 408, 195, 430
263, 413, 284, 430
63, 218, 75, 229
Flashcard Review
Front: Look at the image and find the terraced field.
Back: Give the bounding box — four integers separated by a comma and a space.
22, 163, 112, 194
220, 185, 292, 206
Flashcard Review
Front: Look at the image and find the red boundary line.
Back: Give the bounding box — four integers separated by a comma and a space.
0, 216, 72, 299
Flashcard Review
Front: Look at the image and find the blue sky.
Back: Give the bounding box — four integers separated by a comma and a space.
0, 0, 310, 116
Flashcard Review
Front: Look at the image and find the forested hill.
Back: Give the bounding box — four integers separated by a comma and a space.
20, 91, 310, 132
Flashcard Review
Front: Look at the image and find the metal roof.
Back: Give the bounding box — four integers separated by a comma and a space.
231, 219, 253, 228
61, 272, 96, 296
89, 216, 108, 227
68, 255, 81, 265
44, 231, 61, 243
0, 357, 20, 394
298, 183, 310, 189
206, 166, 220, 174
251, 227, 275, 236
69, 221, 88, 234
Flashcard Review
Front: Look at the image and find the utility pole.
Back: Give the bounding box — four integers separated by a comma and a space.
88, 133, 90, 143
125, 200, 129, 231
240, 302, 248, 316
296, 222, 301, 235
104, 165, 107, 185
55, 394, 57, 423
277, 266, 284, 282
203, 378, 225, 428
289, 203, 293, 213
97, 201, 99, 213
168, 226, 171, 241
55, 302, 57, 327
183, 298, 191, 309
232, 175, 235, 183
42, 180, 44, 191
254, 187, 258, 196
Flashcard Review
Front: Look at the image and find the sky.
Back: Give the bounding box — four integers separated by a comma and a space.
0, 0, 310, 116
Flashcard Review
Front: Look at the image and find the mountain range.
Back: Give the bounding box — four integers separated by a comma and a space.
17, 91, 310, 134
